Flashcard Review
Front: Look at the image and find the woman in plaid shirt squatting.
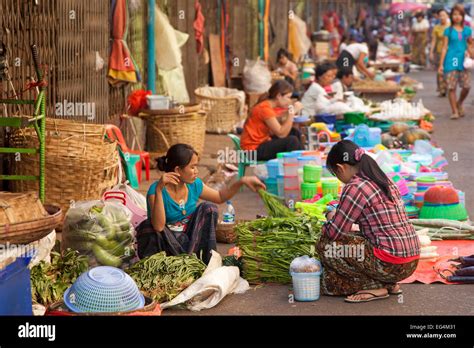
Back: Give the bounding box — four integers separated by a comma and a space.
316, 140, 420, 303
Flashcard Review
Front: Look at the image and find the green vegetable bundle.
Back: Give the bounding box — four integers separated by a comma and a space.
258, 189, 295, 218
236, 215, 322, 284
126, 252, 206, 303
63, 201, 136, 268
30, 248, 89, 306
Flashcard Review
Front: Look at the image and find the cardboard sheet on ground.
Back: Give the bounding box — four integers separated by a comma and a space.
160, 251, 250, 311
400, 240, 474, 284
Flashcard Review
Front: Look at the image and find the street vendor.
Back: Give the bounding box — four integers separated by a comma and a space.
136, 144, 265, 264
336, 32, 375, 79
274, 48, 299, 86
331, 68, 354, 100
241, 80, 304, 161
317, 140, 420, 303
301, 62, 352, 115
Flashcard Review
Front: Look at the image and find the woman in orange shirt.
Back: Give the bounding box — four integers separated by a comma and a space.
240, 80, 304, 160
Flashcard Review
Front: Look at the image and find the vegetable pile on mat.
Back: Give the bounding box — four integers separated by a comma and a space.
235, 190, 322, 284
439, 255, 474, 283
411, 219, 474, 240
30, 249, 89, 306
126, 252, 206, 303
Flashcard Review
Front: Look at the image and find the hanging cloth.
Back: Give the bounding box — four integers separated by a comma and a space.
258, 0, 265, 59
194, 0, 205, 54
108, 0, 140, 85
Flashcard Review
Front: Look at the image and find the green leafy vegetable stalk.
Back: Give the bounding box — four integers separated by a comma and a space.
126, 252, 206, 303
258, 189, 295, 218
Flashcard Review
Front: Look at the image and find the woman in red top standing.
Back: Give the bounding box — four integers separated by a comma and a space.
241, 80, 304, 160
317, 140, 420, 303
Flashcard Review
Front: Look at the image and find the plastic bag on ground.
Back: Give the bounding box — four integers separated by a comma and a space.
160, 250, 250, 311
111, 182, 147, 211
290, 255, 321, 273
62, 200, 136, 269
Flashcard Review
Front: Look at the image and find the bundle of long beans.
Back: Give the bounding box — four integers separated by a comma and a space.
236, 215, 322, 284
126, 252, 206, 303
258, 189, 295, 218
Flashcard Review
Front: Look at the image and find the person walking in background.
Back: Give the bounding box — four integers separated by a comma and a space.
430, 9, 450, 97
439, 4, 473, 119
411, 12, 430, 67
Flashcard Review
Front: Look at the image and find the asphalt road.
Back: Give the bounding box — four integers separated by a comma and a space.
164, 69, 474, 316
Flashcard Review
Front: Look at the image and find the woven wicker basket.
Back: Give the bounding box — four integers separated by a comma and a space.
0, 205, 63, 245
0, 192, 48, 225
145, 106, 207, 155
195, 87, 241, 134
45, 118, 107, 142
216, 220, 248, 244
10, 120, 119, 214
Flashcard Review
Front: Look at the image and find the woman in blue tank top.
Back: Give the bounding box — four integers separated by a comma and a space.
136, 143, 265, 264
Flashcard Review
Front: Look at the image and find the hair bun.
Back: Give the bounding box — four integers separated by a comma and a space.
156, 156, 167, 172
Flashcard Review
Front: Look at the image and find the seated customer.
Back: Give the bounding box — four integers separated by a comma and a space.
241, 80, 304, 161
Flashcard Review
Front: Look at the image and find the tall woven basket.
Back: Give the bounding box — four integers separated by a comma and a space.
194, 87, 241, 134
144, 103, 207, 156
10, 119, 119, 214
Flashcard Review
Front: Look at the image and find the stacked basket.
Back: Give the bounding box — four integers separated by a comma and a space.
195, 87, 243, 134
144, 103, 206, 156
10, 119, 119, 214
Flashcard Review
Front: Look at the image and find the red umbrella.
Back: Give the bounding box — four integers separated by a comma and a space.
389, 2, 428, 15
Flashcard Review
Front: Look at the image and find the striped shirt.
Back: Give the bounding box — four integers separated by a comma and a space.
322, 173, 421, 259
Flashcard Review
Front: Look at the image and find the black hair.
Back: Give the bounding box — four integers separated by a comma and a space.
156, 144, 198, 172
326, 140, 393, 199
415, 12, 425, 19
315, 62, 337, 80
277, 48, 290, 60
337, 68, 353, 80
257, 79, 294, 104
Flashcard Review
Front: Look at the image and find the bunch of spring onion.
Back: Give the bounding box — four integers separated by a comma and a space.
411, 219, 474, 240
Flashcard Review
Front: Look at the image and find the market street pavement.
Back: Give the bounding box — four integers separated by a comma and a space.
163, 69, 474, 316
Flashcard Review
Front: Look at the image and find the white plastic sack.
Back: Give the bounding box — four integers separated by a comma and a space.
290, 255, 321, 273
160, 250, 250, 311
0, 230, 56, 270
112, 182, 147, 211
243, 59, 272, 93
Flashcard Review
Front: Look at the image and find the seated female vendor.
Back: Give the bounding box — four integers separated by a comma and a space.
240, 80, 304, 161
316, 140, 420, 303
136, 144, 265, 264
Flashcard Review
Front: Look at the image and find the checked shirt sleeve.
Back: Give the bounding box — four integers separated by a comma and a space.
322, 182, 369, 240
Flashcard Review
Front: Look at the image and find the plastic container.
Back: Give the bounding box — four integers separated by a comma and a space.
277, 152, 287, 176
284, 187, 300, 207
303, 165, 322, 183
315, 113, 336, 125
416, 176, 437, 192
0, 256, 33, 315
283, 152, 299, 164
265, 177, 279, 196
146, 95, 170, 110
298, 168, 304, 186
266, 159, 279, 178
284, 175, 299, 189
458, 190, 466, 207
298, 156, 318, 169
322, 180, 339, 197
291, 269, 322, 301
301, 183, 317, 200
277, 174, 285, 197
64, 266, 145, 313
343, 112, 366, 125
284, 163, 299, 176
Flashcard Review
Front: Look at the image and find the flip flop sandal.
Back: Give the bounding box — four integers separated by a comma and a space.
450, 114, 460, 120
344, 291, 390, 303
387, 287, 403, 295
457, 104, 465, 117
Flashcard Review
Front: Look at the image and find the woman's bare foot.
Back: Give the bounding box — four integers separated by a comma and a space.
345, 288, 389, 303
457, 102, 465, 117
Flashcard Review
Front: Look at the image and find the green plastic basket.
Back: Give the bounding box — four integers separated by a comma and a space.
301, 183, 317, 200
419, 203, 468, 221
344, 112, 366, 125
303, 165, 322, 183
